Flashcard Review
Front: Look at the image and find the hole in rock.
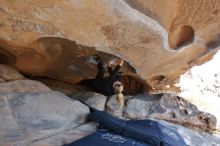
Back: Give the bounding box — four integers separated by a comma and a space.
148, 75, 166, 85
0, 49, 16, 64
180, 109, 188, 115
169, 25, 195, 49
198, 116, 210, 126
29, 76, 90, 96
29, 74, 152, 96
206, 34, 220, 50
0, 53, 8, 64
170, 112, 176, 119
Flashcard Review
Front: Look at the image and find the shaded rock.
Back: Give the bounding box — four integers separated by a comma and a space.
0, 91, 90, 146
168, 25, 195, 49
0, 80, 51, 93
124, 93, 216, 132
70, 91, 107, 111
157, 120, 220, 146
106, 95, 124, 117
0, 64, 24, 82
34, 77, 90, 96
120, 75, 152, 95
178, 52, 220, 130
150, 94, 217, 132
31, 122, 97, 146
124, 94, 155, 119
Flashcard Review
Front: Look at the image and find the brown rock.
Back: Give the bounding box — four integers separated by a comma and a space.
151, 94, 217, 132
70, 91, 107, 111
168, 25, 195, 49
0, 0, 219, 92
34, 77, 89, 96
0, 80, 51, 93
0, 91, 90, 146
0, 64, 24, 82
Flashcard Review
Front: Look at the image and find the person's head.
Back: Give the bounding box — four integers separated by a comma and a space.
113, 81, 123, 94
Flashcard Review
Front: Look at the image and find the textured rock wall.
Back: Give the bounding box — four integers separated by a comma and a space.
0, 64, 219, 145
0, 0, 219, 91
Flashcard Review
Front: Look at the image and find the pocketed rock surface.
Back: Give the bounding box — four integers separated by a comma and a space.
0, 0, 219, 91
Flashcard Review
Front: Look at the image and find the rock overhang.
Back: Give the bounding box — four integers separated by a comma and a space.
0, 0, 219, 93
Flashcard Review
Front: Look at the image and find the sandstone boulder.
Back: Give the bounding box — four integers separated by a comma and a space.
0, 0, 219, 91
31, 122, 97, 146
0, 79, 51, 93
0, 64, 24, 82
156, 119, 220, 146
70, 91, 107, 111
124, 94, 155, 119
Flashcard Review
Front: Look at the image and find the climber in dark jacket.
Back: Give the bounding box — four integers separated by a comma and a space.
92, 55, 124, 96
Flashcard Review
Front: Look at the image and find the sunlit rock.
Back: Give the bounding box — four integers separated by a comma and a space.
0, 91, 90, 146
0, 0, 219, 91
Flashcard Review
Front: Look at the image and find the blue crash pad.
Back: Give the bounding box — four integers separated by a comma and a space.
64, 105, 187, 146
65, 129, 152, 146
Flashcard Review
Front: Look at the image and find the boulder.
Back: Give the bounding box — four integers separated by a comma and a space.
31, 122, 97, 146
70, 91, 107, 111
124, 94, 155, 119
34, 77, 89, 96
0, 64, 24, 82
150, 94, 217, 132
0, 0, 219, 91
124, 93, 217, 132
0, 91, 90, 146
155, 119, 220, 146
0, 79, 51, 93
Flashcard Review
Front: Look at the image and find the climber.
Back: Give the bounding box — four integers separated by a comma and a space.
112, 81, 124, 107
91, 54, 124, 98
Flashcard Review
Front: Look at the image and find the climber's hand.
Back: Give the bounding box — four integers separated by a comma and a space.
119, 58, 124, 66
108, 59, 116, 67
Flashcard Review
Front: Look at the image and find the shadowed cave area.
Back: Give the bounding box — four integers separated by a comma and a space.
78, 74, 152, 95
0, 49, 16, 64
32, 37, 151, 95
0, 37, 152, 95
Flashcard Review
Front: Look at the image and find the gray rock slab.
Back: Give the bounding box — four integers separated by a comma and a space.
0, 80, 51, 93
0, 91, 90, 146
70, 91, 107, 111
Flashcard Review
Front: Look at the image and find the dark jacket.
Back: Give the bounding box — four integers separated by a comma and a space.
92, 64, 121, 96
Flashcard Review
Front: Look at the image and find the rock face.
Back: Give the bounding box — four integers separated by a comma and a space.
0, 0, 219, 91
0, 91, 91, 146
0, 64, 25, 82
70, 91, 107, 111
34, 77, 90, 96
0, 80, 51, 93
178, 51, 220, 131
124, 95, 155, 119
157, 120, 220, 146
124, 94, 217, 132
31, 122, 97, 146
0, 70, 219, 146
